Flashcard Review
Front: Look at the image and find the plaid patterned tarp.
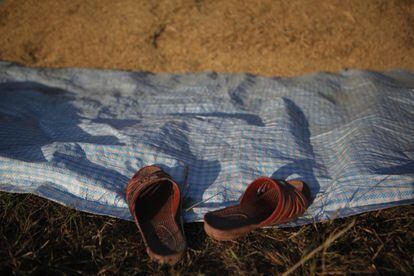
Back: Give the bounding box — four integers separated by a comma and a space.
0, 62, 413, 224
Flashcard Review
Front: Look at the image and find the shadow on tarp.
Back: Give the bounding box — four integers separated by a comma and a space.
147, 120, 222, 220
271, 98, 320, 204
0, 81, 128, 199
0, 81, 125, 162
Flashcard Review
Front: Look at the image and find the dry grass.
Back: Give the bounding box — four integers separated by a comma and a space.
1, 191, 412, 275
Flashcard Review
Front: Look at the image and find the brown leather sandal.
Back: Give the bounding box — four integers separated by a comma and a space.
204, 177, 311, 241
125, 165, 186, 265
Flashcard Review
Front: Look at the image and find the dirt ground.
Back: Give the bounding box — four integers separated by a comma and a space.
0, 0, 413, 76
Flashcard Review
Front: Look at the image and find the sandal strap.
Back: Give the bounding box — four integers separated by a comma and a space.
240, 177, 309, 226
125, 165, 180, 217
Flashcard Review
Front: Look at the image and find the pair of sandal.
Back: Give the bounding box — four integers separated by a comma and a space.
125, 165, 311, 265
